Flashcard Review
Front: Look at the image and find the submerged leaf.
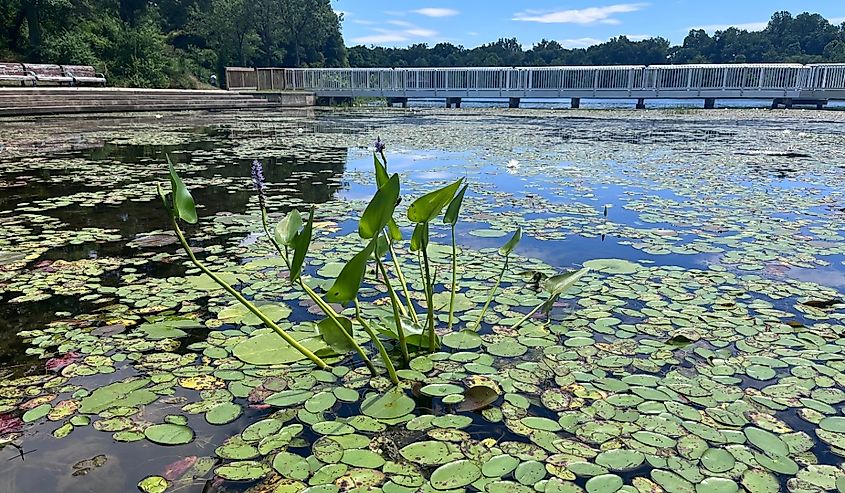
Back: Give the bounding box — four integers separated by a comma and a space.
316, 317, 356, 354
456, 386, 500, 412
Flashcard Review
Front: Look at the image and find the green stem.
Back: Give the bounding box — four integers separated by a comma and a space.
447, 226, 458, 332
421, 243, 436, 352
260, 208, 375, 375
388, 240, 419, 325
469, 256, 509, 332
510, 296, 549, 329
376, 255, 410, 365
299, 281, 377, 375
170, 217, 329, 369
355, 299, 399, 385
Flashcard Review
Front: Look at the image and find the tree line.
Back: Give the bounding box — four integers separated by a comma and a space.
0, 7, 843, 88
349, 12, 845, 68
0, 0, 345, 87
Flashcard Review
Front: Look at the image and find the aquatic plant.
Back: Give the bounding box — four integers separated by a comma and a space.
158, 144, 589, 383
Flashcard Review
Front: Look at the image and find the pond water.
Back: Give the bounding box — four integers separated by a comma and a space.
1, 107, 845, 493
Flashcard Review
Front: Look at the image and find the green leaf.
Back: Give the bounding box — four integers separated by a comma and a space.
499, 227, 522, 256
374, 153, 390, 188
274, 210, 303, 247
373, 156, 403, 241
316, 317, 356, 354
290, 208, 314, 282
167, 156, 198, 224
374, 235, 390, 259
410, 222, 429, 252
544, 267, 589, 296
443, 183, 469, 225
407, 178, 464, 224
359, 174, 400, 239
325, 239, 376, 304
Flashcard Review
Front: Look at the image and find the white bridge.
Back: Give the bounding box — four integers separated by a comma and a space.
226, 64, 845, 108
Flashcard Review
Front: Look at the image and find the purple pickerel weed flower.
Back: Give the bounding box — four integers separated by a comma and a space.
374, 137, 386, 154
251, 159, 267, 210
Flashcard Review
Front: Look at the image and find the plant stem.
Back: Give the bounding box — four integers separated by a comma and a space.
469, 256, 509, 332
259, 210, 377, 375
299, 281, 377, 375
421, 243, 436, 352
355, 299, 399, 385
376, 255, 411, 365
170, 217, 329, 369
447, 225, 458, 332
510, 296, 549, 329
388, 240, 419, 325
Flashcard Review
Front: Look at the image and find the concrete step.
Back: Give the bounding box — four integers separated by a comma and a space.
0, 97, 264, 108
0, 101, 280, 117
0, 88, 311, 116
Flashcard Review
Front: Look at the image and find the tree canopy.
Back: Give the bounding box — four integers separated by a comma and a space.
349, 12, 845, 68
0, 8, 843, 88
0, 0, 345, 87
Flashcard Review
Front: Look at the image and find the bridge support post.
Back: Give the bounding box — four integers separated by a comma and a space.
509, 98, 521, 109
636, 98, 646, 110
446, 97, 462, 109
387, 97, 408, 108
771, 98, 793, 109
704, 98, 716, 109
571, 98, 581, 109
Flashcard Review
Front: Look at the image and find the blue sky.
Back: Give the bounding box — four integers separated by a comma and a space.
335, 1, 845, 48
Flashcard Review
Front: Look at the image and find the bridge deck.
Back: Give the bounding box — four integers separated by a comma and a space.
226, 64, 845, 104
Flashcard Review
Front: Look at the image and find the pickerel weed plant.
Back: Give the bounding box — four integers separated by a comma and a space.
159, 142, 588, 385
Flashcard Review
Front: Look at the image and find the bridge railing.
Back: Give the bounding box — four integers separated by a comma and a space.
225, 64, 845, 96
808, 64, 845, 89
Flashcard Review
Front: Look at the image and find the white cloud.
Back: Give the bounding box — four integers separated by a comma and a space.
513, 3, 648, 24
351, 25, 439, 45
560, 37, 606, 48
387, 20, 415, 28
690, 21, 768, 32
623, 34, 652, 41
829, 16, 845, 24
413, 8, 460, 18
352, 33, 413, 44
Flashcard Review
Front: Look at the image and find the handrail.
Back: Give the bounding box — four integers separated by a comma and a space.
225, 64, 845, 95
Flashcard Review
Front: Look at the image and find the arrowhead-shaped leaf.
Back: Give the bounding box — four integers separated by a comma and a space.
374, 156, 403, 241
167, 156, 197, 224
499, 227, 522, 256
544, 267, 589, 297
443, 183, 468, 226
316, 317, 356, 353
359, 174, 400, 239
325, 239, 376, 304
290, 208, 314, 282
274, 210, 303, 247
410, 222, 429, 252
407, 178, 464, 224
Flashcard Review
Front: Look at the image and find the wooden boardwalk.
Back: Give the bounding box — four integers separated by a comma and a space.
226, 64, 845, 108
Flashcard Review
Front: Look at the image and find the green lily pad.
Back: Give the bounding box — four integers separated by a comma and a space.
144, 423, 194, 446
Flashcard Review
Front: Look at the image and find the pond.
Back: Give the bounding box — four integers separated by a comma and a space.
1, 107, 845, 493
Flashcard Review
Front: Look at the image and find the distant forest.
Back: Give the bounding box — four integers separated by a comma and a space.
349, 12, 845, 68
0, 0, 345, 88
0, 5, 843, 88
